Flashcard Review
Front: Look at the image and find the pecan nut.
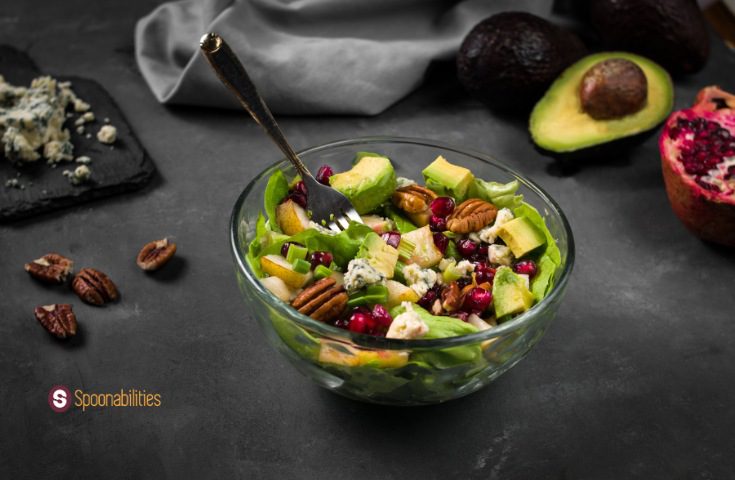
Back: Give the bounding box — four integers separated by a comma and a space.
137, 238, 177, 271
446, 199, 498, 234
391, 185, 437, 213
441, 282, 462, 312
34, 304, 77, 339
72, 268, 119, 306
24, 253, 73, 284
291, 277, 348, 322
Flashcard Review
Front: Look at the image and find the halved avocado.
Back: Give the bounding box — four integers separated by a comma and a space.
530, 52, 673, 154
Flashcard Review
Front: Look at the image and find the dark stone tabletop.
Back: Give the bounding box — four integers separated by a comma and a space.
1, 1, 734, 478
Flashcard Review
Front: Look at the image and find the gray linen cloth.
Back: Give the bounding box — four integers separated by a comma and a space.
135, 0, 548, 115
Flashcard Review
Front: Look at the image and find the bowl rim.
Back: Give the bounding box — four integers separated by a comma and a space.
230, 136, 575, 350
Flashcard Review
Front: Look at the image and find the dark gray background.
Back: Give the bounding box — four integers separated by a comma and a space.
2, 1, 735, 478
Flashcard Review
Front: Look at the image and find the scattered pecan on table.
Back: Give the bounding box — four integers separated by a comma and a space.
34, 304, 77, 339
136, 238, 177, 271
72, 268, 119, 306
24, 253, 74, 284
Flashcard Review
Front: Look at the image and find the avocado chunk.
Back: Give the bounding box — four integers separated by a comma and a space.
497, 216, 546, 258
330, 153, 396, 214
422, 156, 474, 202
357, 232, 399, 278
530, 52, 673, 153
492, 266, 535, 318
457, 12, 586, 110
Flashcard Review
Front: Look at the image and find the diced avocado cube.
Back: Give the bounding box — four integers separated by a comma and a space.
357, 232, 399, 278
492, 266, 535, 318
422, 155, 474, 202
329, 154, 396, 214
496, 216, 546, 258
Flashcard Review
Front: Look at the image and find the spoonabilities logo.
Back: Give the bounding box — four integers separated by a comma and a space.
48, 385, 71, 413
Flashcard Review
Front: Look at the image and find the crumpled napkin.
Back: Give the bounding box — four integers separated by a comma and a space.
135, 0, 548, 115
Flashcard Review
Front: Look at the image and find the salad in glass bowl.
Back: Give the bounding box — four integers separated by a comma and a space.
232, 137, 573, 405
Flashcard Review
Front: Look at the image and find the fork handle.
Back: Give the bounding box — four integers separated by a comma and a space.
199, 32, 311, 179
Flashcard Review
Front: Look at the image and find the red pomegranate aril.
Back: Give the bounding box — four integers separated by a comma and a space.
333, 317, 350, 329
429, 215, 447, 232
348, 312, 372, 333
293, 180, 307, 196
430, 197, 455, 217
316, 165, 334, 185
462, 287, 492, 313
513, 259, 538, 278
474, 263, 496, 284
456, 238, 478, 257
372, 304, 393, 327
418, 289, 438, 309
288, 192, 308, 208
310, 251, 333, 269
433, 232, 449, 254
381, 231, 401, 249
280, 242, 303, 257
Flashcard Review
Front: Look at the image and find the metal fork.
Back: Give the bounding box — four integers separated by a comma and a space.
199, 32, 362, 233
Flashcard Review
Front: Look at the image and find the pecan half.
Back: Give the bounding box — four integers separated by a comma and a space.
72, 268, 119, 306
441, 282, 462, 312
291, 277, 347, 322
24, 253, 73, 284
34, 304, 77, 339
446, 199, 498, 234
137, 238, 177, 271
391, 185, 437, 213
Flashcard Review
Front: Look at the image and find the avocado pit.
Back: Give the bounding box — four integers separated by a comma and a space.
579, 58, 648, 120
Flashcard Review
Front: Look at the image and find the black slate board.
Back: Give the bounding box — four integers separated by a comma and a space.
0, 46, 155, 221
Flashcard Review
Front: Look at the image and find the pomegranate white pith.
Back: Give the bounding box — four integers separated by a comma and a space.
659, 86, 735, 247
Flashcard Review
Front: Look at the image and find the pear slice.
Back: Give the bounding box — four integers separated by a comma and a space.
385, 279, 420, 308
260, 276, 297, 302
260, 254, 311, 288
276, 199, 310, 235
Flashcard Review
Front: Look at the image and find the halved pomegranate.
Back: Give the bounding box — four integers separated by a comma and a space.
659, 86, 735, 247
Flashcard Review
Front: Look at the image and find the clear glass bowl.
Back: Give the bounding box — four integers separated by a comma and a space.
230, 137, 574, 405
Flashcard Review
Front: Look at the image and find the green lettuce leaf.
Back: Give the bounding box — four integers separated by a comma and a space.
261, 222, 374, 268
389, 304, 481, 368
383, 205, 417, 233
471, 179, 523, 210
263, 170, 289, 232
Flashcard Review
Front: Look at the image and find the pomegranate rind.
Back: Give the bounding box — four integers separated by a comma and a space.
659, 86, 735, 247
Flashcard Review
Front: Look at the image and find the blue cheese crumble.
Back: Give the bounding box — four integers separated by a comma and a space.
488, 244, 513, 266
62, 165, 91, 185
96, 125, 117, 144
386, 302, 429, 340
402, 263, 437, 297
343, 258, 385, 293
476, 208, 515, 244
0, 76, 86, 164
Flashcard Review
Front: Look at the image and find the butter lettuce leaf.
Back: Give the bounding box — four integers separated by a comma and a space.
263, 170, 289, 232
383, 205, 417, 233
471, 179, 523, 210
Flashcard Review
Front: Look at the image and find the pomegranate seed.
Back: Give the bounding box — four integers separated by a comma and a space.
418, 289, 438, 309
288, 192, 307, 208
433, 232, 449, 254
315, 165, 334, 185
381, 231, 401, 249
456, 277, 472, 289
280, 242, 303, 257
348, 311, 372, 333
293, 180, 307, 196
474, 263, 496, 284
462, 287, 492, 313
372, 304, 392, 327
429, 215, 447, 232
456, 239, 478, 258
310, 251, 333, 269
333, 317, 350, 329
513, 259, 538, 278
430, 197, 455, 217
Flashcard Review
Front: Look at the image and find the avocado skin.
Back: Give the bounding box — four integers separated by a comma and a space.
589, 0, 709, 74
532, 127, 658, 163
457, 12, 586, 110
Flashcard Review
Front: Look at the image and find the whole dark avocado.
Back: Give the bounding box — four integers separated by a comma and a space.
589, 0, 709, 74
456, 12, 586, 110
